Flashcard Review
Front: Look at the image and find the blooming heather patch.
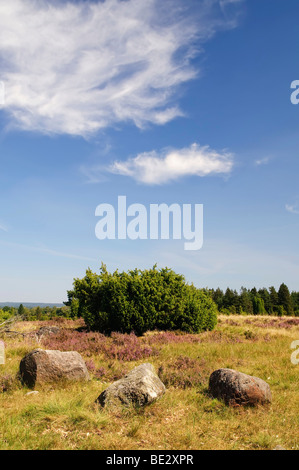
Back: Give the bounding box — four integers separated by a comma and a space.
0, 374, 15, 393
41, 329, 107, 356
105, 332, 156, 361
94, 366, 107, 379
41, 329, 156, 361
243, 318, 299, 329
85, 359, 96, 373
158, 356, 207, 389
277, 318, 299, 328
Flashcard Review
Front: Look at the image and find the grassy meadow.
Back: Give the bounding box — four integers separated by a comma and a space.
0, 315, 298, 450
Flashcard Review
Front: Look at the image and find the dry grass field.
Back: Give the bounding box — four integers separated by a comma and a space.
0, 315, 298, 450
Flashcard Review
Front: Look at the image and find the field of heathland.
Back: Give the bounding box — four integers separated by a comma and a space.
0, 315, 298, 450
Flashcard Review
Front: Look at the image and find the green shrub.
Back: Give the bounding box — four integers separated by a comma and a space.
67, 264, 218, 335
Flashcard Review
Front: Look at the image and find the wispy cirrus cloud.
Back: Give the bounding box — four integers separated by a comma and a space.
0, 239, 97, 261
286, 202, 299, 215
0, 222, 8, 232
108, 143, 234, 184
254, 156, 271, 166
0, 0, 243, 138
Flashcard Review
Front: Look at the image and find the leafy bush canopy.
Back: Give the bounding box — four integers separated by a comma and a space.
66, 264, 218, 335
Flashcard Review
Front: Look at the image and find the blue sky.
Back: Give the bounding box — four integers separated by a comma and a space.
1, 0, 299, 303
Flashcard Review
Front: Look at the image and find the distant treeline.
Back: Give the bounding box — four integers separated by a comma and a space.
0, 302, 64, 309
0, 305, 70, 323
209, 283, 299, 316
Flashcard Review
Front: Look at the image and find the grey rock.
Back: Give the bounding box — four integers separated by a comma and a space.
273, 445, 286, 451
19, 349, 90, 388
209, 368, 272, 406
97, 363, 166, 408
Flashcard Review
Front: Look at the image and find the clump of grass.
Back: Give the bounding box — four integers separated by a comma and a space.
0, 374, 16, 393
145, 331, 201, 345
85, 359, 129, 382
243, 329, 258, 340
158, 356, 207, 389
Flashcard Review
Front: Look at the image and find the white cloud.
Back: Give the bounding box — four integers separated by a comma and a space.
0, 0, 242, 138
220, 0, 244, 7
286, 203, 299, 215
254, 156, 271, 166
108, 143, 234, 184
